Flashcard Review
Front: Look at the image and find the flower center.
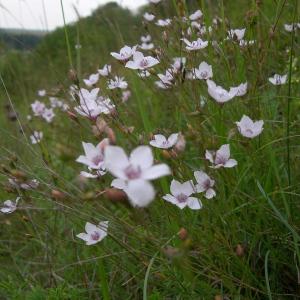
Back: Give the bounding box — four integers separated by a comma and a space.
124, 165, 142, 180
176, 193, 188, 203
200, 71, 208, 78
140, 59, 149, 68
215, 155, 226, 165
91, 231, 100, 241
92, 154, 103, 166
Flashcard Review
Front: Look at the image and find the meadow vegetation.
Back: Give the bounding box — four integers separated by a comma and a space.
0, 0, 299, 299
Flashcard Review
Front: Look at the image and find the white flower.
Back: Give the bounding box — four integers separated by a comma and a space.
30, 131, 43, 144
105, 145, 171, 207
74, 88, 115, 118
172, 57, 186, 72
228, 28, 246, 41
156, 19, 172, 27
268, 74, 287, 85
77, 221, 108, 246
31, 100, 45, 116
83, 73, 99, 87
111, 45, 137, 61
38, 89, 46, 97
163, 180, 202, 210
107, 76, 128, 90
229, 82, 248, 96
125, 51, 159, 70
284, 23, 297, 32
141, 35, 152, 43
239, 39, 255, 47
98, 64, 111, 77
140, 43, 154, 50
194, 171, 216, 199
138, 70, 151, 78
236, 115, 264, 139
205, 144, 237, 169
49, 97, 63, 108
76, 139, 109, 172
122, 90, 131, 102
191, 61, 213, 80
157, 69, 174, 86
182, 38, 208, 51
143, 12, 155, 22
150, 0, 161, 3
150, 133, 178, 149
207, 80, 237, 103
1, 197, 20, 214
42, 108, 55, 123
189, 9, 203, 21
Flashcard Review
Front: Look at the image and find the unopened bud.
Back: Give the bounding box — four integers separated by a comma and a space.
10, 170, 26, 180
51, 189, 66, 200
105, 188, 127, 203
235, 244, 245, 257
174, 133, 186, 154
178, 227, 188, 240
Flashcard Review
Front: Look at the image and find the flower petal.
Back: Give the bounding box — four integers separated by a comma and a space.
125, 180, 155, 207
142, 164, 170, 180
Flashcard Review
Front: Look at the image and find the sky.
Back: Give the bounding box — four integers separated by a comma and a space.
0, 0, 148, 30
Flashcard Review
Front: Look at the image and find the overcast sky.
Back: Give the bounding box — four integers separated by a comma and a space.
0, 0, 148, 30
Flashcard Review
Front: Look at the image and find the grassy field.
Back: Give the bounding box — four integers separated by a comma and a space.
0, 0, 300, 299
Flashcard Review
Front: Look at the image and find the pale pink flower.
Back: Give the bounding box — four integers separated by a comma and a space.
191, 61, 213, 80
172, 57, 186, 72
228, 28, 246, 41
189, 9, 203, 21
42, 108, 55, 123
143, 12, 155, 22
122, 90, 131, 102
163, 180, 202, 210
98, 64, 111, 77
105, 145, 170, 207
236, 115, 264, 138
206, 144, 237, 169
30, 131, 43, 144
38, 89, 46, 97
182, 38, 208, 51
229, 82, 248, 96
31, 100, 45, 116
194, 171, 216, 199
125, 51, 159, 70
111, 45, 137, 61
77, 221, 108, 246
140, 43, 154, 50
156, 19, 172, 27
107, 76, 128, 90
207, 80, 237, 103
1, 197, 20, 214
284, 23, 297, 32
150, 133, 178, 149
141, 35, 152, 43
157, 69, 174, 86
268, 74, 287, 85
83, 73, 99, 87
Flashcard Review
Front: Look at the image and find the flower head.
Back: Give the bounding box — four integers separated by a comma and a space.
77, 221, 108, 246
42, 108, 55, 123
194, 171, 216, 199
189, 9, 203, 21
207, 80, 237, 103
228, 28, 246, 41
31, 100, 46, 116
156, 19, 171, 27
125, 51, 159, 70
1, 197, 20, 214
83, 73, 99, 87
182, 38, 208, 51
143, 12, 155, 22
98, 64, 111, 77
268, 74, 287, 85
150, 133, 178, 149
229, 82, 248, 96
236, 115, 264, 138
191, 61, 213, 80
111, 45, 137, 61
163, 180, 202, 210
107, 76, 128, 90
205, 144, 237, 169
105, 145, 170, 207
30, 131, 43, 144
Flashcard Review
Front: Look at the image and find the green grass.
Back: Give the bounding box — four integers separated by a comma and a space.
0, 0, 300, 299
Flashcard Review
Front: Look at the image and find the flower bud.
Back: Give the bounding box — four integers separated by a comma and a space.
10, 170, 26, 180
178, 227, 188, 240
174, 133, 186, 154
51, 189, 66, 200
235, 244, 245, 257
104, 188, 127, 203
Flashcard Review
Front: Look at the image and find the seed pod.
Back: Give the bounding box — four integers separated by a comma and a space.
235, 244, 245, 257
51, 189, 66, 200
105, 188, 127, 203
178, 227, 188, 240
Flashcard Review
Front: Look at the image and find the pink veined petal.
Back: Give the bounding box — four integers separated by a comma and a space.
194, 170, 209, 186
76, 233, 88, 241
82, 142, 97, 158
224, 159, 237, 168
111, 178, 127, 190
130, 146, 153, 170
154, 134, 167, 144
80, 171, 99, 179
187, 197, 202, 210
85, 222, 98, 234
205, 150, 214, 163
125, 180, 155, 207
142, 164, 171, 180
76, 155, 91, 166
180, 180, 195, 197
170, 179, 183, 196
167, 133, 179, 147
86, 239, 101, 246
125, 61, 139, 69
97, 221, 109, 233
205, 188, 216, 199
163, 194, 179, 205
216, 144, 230, 162
104, 146, 129, 179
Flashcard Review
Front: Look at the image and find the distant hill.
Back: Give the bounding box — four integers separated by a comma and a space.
0, 28, 46, 50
